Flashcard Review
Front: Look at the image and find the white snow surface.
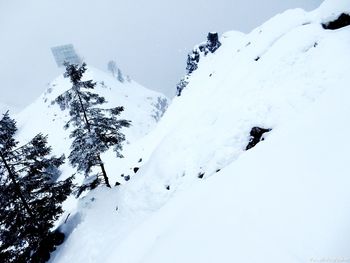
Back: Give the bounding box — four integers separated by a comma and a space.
16, 0, 350, 262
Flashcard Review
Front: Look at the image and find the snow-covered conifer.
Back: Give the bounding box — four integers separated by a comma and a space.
0, 112, 73, 263
107, 60, 117, 77
117, 68, 125, 83
55, 63, 131, 193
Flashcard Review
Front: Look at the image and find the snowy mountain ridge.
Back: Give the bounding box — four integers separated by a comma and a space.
13, 0, 350, 262
14, 66, 168, 186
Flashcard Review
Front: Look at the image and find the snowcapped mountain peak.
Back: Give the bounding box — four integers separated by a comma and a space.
16, 65, 168, 143
13, 65, 168, 191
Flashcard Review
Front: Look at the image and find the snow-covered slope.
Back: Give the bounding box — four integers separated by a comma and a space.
50, 0, 350, 262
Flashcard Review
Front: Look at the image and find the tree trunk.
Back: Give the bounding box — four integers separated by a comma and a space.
76, 89, 111, 188
0, 151, 35, 219
76, 90, 91, 132
97, 155, 111, 188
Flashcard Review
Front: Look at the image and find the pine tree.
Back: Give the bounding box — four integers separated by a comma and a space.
107, 60, 125, 83
117, 68, 124, 83
0, 112, 73, 263
107, 60, 117, 77
55, 62, 131, 193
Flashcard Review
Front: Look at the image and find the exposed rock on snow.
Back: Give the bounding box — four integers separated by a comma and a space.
176, 31, 222, 96
322, 13, 350, 29
245, 127, 272, 150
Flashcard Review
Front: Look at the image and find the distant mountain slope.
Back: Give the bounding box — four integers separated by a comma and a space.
51, 0, 350, 262
14, 66, 168, 183
0, 102, 18, 115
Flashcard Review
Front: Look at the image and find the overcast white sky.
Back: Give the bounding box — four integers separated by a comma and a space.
0, 0, 323, 111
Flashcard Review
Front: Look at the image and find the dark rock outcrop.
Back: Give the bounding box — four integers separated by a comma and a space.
124, 175, 130, 181
246, 127, 272, 150
176, 32, 222, 96
206, 32, 221, 53
322, 13, 350, 30
198, 172, 205, 179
